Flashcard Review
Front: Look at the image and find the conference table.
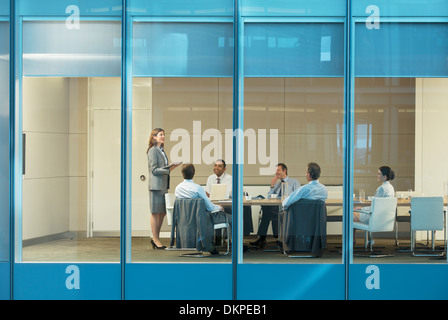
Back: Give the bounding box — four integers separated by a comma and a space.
212, 197, 446, 222
214, 197, 441, 207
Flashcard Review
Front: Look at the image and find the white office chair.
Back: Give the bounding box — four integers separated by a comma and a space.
410, 197, 446, 257
353, 197, 397, 257
165, 193, 175, 226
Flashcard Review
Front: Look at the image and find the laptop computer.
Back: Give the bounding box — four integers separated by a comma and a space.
209, 184, 227, 201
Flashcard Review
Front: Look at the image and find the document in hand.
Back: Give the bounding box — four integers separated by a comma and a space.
162, 162, 182, 169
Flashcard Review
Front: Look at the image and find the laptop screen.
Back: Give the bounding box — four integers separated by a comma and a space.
209, 184, 227, 200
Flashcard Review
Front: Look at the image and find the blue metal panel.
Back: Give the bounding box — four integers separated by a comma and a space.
241, 0, 346, 17
13, 263, 121, 300
237, 264, 345, 300
244, 23, 344, 77
349, 264, 448, 300
17, 0, 122, 17
128, 0, 233, 17
355, 22, 448, 77
133, 22, 233, 77
125, 264, 233, 300
0, 262, 10, 300
353, 0, 448, 17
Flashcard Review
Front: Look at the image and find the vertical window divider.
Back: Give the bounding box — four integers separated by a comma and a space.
9, 0, 16, 300
232, 0, 243, 300
120, 0, 131, 300
343, 0, 354, 300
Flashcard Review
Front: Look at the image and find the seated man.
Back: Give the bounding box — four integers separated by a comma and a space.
175, 163, 227, 254
250, 163, 300, 248
175, 163, 224, 213
205, 159, 232, 199
205, 159, 253, 236
282, 162, 328, 210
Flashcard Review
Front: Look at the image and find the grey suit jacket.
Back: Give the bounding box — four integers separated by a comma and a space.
147, 146, 170, 191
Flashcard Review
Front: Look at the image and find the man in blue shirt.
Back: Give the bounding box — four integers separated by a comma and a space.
250, 163, 300, 248
175, 163, 224, 213
282, 162, 328, 210
175, 163, 228, 254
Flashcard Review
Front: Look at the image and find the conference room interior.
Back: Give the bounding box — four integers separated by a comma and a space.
20, 74, 448, 264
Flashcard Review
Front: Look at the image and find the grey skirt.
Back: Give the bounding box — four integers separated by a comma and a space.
149, 189, 168, 213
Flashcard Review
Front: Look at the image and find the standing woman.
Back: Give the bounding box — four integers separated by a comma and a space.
147, 128, 180, 249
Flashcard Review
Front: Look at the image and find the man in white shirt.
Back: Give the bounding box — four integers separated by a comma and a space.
205, 159, 232, 199
282, 162, 328, 210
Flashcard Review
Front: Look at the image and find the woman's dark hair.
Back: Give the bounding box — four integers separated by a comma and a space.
379, 166, 395, 181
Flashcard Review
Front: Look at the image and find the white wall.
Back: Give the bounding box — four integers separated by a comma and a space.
22, 78, 69, 240
415, 78, 448, 196
22, 78, 88, 241
414, 78, 448, 240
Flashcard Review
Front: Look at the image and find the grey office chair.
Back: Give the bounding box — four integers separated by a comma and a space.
169, 198, 230, 257
280, 199, 327, 258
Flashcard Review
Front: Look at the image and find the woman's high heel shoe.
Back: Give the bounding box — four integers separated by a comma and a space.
151, 239, 166, 250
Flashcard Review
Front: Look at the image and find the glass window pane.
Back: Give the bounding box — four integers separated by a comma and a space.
20, 21, 121, 262
23, 21, 121, 77
355, 23, 448, 77
131, 22, 233, 263
353, 22, 448, 264
133, 22, 233, 77
243, 23, 344, 263
0, 17, 9, 262
245, 23, 344, 77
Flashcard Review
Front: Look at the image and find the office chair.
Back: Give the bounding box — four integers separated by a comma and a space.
410, 197, 446, 257
280, 199, 327, 258
169, 198, 230, 257
164, 193, 175, 226
353, 197, 397, 257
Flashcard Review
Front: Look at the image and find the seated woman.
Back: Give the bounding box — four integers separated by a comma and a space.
353, 166, 395, 223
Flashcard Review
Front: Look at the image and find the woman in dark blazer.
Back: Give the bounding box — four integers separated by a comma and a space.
147, 128, 180, 249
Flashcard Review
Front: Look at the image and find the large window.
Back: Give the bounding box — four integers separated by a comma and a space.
242, 22, 345, 263
19, 21, 122, 262
131, 21, 233, 263
353, 22, 448, 263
